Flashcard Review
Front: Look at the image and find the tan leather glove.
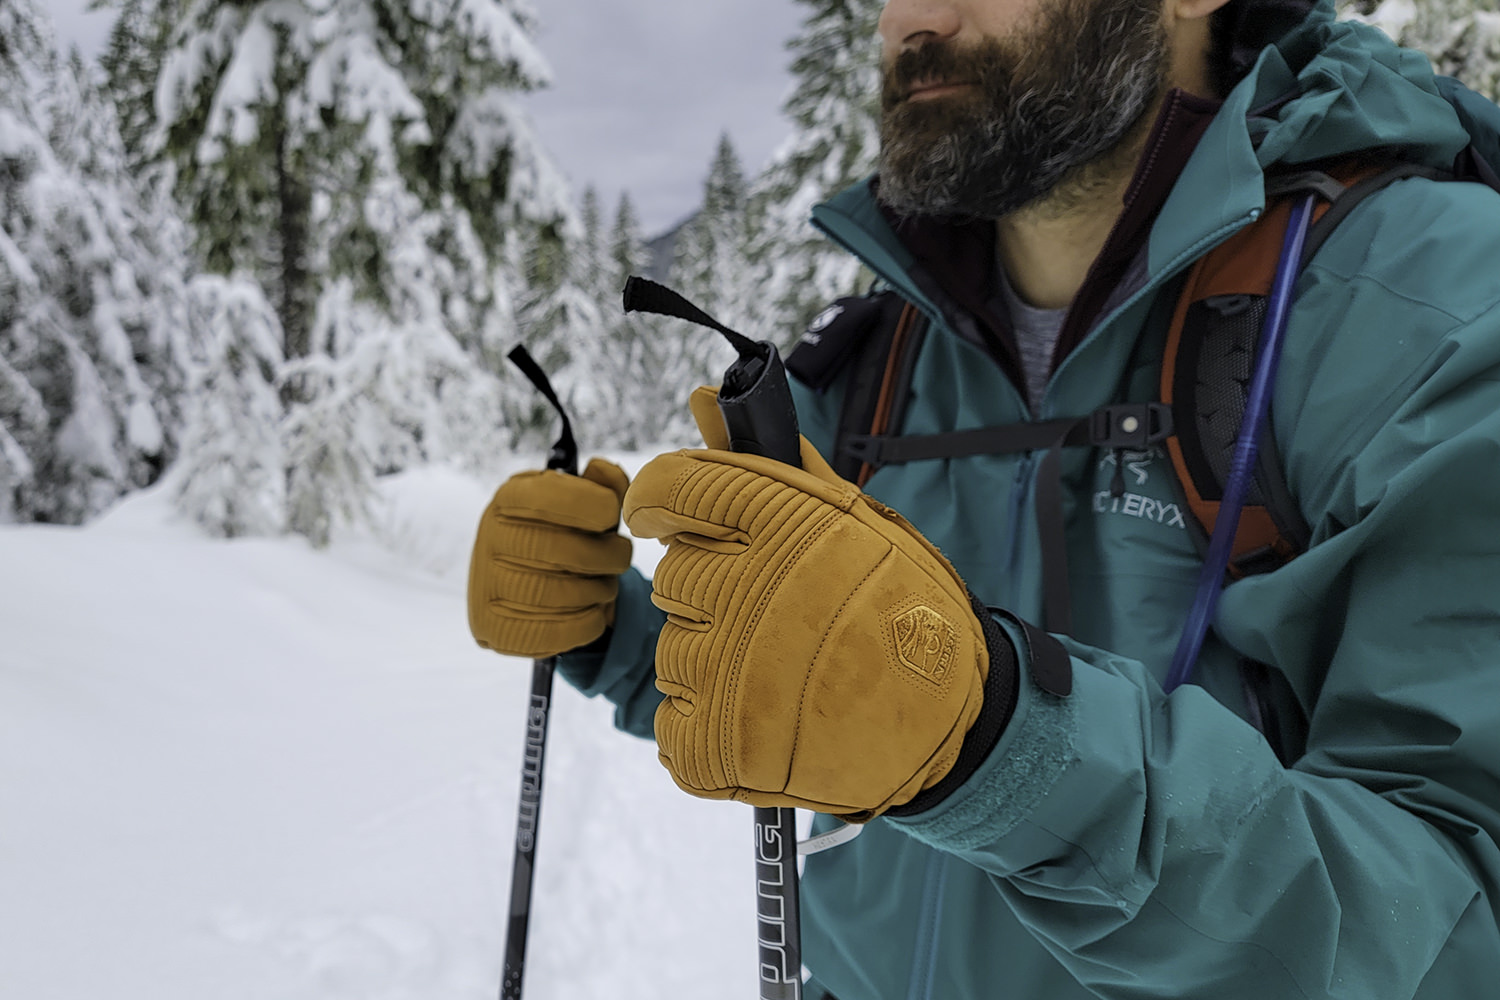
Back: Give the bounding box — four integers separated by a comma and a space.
468, 458, 633, 658
623, 388, 1015, 819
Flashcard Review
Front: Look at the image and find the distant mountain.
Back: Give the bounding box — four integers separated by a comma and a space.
645, 212, 696, 281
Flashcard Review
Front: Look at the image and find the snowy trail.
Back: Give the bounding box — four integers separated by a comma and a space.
0, 467, 759, 999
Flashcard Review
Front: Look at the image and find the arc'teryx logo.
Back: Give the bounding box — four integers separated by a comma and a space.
1094, 446, 1188, 530
1099, 447, 1156, 486
891, 605, 956, 682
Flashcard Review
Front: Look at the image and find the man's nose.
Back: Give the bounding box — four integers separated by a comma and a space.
878, 0, 963, 53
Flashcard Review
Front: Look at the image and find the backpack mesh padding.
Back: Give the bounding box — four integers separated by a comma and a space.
1178, 295, 1269, 505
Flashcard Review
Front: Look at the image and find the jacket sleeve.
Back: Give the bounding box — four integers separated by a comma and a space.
555, 566, 666, 740
885, 289, 1500, 995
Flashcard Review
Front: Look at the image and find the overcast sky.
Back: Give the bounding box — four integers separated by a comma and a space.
49, 0, 813, 235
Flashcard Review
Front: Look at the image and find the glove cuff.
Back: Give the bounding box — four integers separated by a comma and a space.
886, 591, 1020, 817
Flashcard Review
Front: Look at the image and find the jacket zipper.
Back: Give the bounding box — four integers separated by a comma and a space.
905, 852, 951, 1000
1004, 453, 1037, 612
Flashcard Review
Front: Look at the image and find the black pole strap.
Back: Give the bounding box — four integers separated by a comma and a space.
507, 345, 578, 475
623, 275, 761, 360
623, 275, 802, 468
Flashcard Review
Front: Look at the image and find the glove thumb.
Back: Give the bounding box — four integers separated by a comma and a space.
687, 384, 846, 487
581, 456, 630, 505
688, 385, 731, 450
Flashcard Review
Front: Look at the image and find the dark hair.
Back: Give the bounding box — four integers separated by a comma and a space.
1207, 0, 1318, 97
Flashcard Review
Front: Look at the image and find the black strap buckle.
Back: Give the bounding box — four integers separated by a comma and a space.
1089, 403, 1173, 450
843, 434, 887, 468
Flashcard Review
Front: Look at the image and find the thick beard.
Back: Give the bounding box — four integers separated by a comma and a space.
877, 0, 1171, 221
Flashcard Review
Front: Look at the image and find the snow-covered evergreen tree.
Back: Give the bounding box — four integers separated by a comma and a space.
153, 0, 573, 542
155, 0, 567, 359
93, 0, 183, 168
173, 275, 285, 536
652, 135, 753, 442
598, 192, 663, 448
747, 0, 882, 341
672, 134, 753, 321
0, 0, 192, 524
514, 189, 614, 446
609, 193, 651, 293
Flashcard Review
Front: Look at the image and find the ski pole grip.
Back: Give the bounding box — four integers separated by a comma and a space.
619, 277, 805, 999
718, 343, 802, 469
720, 347, 805, 1000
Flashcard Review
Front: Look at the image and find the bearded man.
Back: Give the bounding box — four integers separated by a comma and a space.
469, 0, 1500, 995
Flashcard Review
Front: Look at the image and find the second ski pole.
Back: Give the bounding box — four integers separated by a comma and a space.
498, 344, 579, 1000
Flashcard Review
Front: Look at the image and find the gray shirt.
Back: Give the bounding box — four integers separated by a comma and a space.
996, 265, 1067, 412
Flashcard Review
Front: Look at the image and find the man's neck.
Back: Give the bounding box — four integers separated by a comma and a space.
992, 103, 1161, 312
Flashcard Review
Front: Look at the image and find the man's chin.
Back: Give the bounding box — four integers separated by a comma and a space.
874, 154, 1060, 222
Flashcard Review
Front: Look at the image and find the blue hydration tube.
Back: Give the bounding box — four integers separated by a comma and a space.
1163, 194, 1317, 693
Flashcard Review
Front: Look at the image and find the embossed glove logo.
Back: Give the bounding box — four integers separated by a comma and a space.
892, 605, 957, 682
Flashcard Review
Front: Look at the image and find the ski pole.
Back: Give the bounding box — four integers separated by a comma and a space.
499, 345, 578, 1000
624, 277, 804, 1000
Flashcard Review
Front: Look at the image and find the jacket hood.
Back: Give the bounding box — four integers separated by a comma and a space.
1235, 2, 1467, 171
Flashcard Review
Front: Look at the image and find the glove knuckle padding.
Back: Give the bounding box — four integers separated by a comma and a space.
627, 449, 987, 816
486, 562, 617, 612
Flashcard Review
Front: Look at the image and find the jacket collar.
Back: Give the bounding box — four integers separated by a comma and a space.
811, 89, 1224, 368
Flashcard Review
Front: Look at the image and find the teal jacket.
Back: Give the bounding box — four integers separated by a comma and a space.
561, 6, 1500, 997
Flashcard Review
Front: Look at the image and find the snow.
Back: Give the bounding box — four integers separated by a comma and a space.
0, 460, 766, 998
1349, 0, 1418, 41
209, 9, 279, 149
0, 225, 41, 290
449, 0, 552, 90
125, 397, 165, 454
306, 23, 425, 160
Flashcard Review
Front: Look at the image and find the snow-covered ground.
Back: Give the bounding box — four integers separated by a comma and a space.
0, 457, 765, 999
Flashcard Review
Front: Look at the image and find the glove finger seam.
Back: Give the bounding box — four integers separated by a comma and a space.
487, 598, 608, 617
657, 679, 697, 715
489, 544, 632, 576
485, 603, 606, 623
497, 506, 621, 533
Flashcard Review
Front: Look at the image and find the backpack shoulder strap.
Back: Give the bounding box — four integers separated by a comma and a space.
840, 301, 927, 487
1161, 158, 1429, 576
786, 289, 928, 486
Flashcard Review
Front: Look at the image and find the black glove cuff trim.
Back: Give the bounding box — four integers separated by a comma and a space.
886, 591, 1019, 818
991, 608, 1072, 697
